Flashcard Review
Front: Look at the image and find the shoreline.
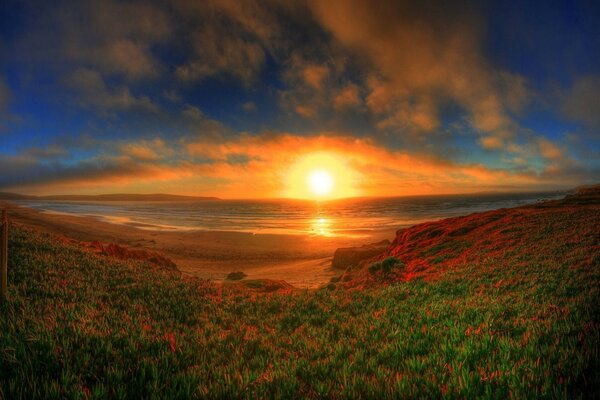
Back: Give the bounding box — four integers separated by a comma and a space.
1, 201, 395, 288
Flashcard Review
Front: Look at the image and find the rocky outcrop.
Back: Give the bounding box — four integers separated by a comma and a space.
332, 239, 391, 269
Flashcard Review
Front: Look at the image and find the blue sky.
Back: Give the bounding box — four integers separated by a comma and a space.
0, 0, 598, 198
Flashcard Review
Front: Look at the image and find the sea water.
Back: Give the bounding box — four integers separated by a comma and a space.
17, 192, 564, 237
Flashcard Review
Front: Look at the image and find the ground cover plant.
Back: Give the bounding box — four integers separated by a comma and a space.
0, 193, 598, 398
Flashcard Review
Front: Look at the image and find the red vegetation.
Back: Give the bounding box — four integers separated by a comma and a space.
341, 186, 600, 287
58, 237, 178, 270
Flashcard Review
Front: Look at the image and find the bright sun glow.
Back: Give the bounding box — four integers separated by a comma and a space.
286, 152, 359, 199
308, 170, 334, 196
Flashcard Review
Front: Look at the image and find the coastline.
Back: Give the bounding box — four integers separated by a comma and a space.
0, 201, 395, 288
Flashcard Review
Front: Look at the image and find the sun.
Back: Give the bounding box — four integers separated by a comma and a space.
308, 170, 334, 196
285, 152, 359, 199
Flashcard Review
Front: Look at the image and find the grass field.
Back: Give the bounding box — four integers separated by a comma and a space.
0, 194, 598, 398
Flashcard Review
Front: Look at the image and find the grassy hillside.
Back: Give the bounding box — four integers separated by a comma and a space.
340, 188, 600, 289
0, 194, 599, 398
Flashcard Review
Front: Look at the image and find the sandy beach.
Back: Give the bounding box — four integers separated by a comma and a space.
1, 201, 395, 288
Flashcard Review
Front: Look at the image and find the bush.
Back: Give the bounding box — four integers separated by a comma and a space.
226, 271, 247, 280
369, 257, 404, 274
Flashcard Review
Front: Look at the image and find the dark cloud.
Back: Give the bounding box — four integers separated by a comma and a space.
21, 145, 69, 160
309, 0, 529, 149
172, 0, 290, 84
0, 76, 10, 112
65, 68, 158, 112
241, 102, 257, 113
0, 75, 20, 132
0, 0, 597, 195
562, 74, 600, 129
0, 155, 141, 189
60, 0, 168, 80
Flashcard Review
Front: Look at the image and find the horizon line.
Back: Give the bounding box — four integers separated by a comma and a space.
0, 187, 574, 202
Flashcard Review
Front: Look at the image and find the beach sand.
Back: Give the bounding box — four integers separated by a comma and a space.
1, 202, 395, 288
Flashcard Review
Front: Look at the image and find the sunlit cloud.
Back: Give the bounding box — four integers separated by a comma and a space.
309, 0, 528, 149
0, 0, 598, 197
3, 132, 586, 198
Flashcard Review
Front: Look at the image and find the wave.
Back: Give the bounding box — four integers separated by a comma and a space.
19, 192, 564, 237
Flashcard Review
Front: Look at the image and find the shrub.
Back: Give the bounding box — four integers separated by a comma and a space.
226, 271, 247, 280
369, 257, 404, 274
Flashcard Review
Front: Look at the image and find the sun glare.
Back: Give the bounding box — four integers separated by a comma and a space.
286, 152, 359, 199
308, 170, 333, 196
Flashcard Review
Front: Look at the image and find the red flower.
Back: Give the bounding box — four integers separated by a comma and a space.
165, 332, 176, 352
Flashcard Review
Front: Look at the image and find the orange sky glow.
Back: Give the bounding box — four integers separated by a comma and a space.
7, 133, 572, 200
1, 1, 597, 199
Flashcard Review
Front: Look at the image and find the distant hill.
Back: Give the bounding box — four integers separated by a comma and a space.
0, 192, 220, 201
0, 192, 36, 200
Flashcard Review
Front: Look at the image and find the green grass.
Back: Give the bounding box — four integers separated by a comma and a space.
0, 220, 598, 399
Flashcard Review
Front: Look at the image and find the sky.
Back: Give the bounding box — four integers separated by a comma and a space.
0, 0, 598, 199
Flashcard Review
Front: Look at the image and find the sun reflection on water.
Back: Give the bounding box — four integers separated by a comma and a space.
311, 216, 332, 236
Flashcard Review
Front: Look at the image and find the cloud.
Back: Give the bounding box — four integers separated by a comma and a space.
175, 26, 265, 83
241, 101, 257, 112
0, 76, 13, 132
279, 54, 364, 119
66, 68, 157, 112
279, 56, 327, 118
478, 136, 505, 151
2, 131, 596, 197
561, 75, 600, 129
21, 145, 69, 160
302, 65, 329, 90
0, 150, 191, 195
0, 75, 21, 132
163, 90, 182, 103
2, 0, 596, 197
536, 137, 564, 161
0, 76, 11, 112
182, 132, 579, 196
309, 0, 529, 146
0, 154, 138, 190
119, 138, 173, 162
182, 104, 204, 120
61, 0, 169, 80
333, 84, 361, 110
93, 39, 159, 79
16, 0, 171, 81
172, 0, 293, 84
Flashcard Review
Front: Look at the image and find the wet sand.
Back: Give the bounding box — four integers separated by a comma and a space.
1, 201, 395, 288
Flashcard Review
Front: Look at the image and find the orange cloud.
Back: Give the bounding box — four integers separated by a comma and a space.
302, 65, 329, 90
333, 84, 361, 110
537, 138, 564, 161
119, 138, 173, 161
182, 132, 553, 197
2, 132, 590, 197
309, 0, 528, 147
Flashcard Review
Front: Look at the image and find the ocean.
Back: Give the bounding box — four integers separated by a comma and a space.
17, 192, 564, 238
